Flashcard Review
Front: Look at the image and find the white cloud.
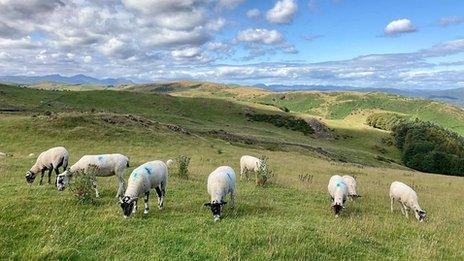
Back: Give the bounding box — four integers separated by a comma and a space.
246, 9, 261, 19
236, 28, 284, 45
266, 0, 298, 24
438, 16, 464, 27
216, 0, 245, 10
384, 18, 416, 36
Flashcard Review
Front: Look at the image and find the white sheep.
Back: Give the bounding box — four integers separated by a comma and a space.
240, 155, 263, 180
204, 166, 236, 221
120, 160, 168, 218
390, 181, 426, 222
166, 159, 175, 168
56, 153, 129, 198
342, 175, 360, 198
327, 175, 349, 217
25, 146, 69, 185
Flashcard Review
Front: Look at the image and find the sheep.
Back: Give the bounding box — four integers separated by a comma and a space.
25, 146, 69, 185
56, 153, 129, 198
327, 175, 349, 217
240, 155, 264, 180
390, 181, 426, 222
120, 160, 168, 218
166, 159, 175, 168
342, 175, 361, 198
204, 166, 236, 222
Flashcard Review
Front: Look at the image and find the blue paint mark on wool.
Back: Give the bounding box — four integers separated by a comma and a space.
226, 172, 232, 181
98, 156, 104, 161
144, 167, 152, 175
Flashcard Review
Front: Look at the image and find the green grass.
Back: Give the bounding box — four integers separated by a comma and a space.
1, 84, 464, 259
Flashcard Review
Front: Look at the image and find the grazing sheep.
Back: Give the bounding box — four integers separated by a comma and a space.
166, 159, 175, 168
390, 181, 426, 222
56, 154, 129, 198
240, 155, 264, 180
204, 166, 236, 221
120, 160, 168, 218
327, 175, 349, 217
342, 175, 360, 198
25, 147, 69, 185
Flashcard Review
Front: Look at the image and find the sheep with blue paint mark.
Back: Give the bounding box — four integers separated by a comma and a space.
327, 175, 349, 217
204, 166, 236, 222
25, 146, 69, 185
56, 153, 129, 198
120, 160, 168, 218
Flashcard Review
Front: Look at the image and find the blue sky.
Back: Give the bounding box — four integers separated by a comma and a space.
1, 0, 464, 89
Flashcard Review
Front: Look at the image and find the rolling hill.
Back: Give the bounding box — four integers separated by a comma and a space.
1, 82, 463, 259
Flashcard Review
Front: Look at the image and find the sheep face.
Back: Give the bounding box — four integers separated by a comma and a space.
25, 171, 36, 184
332, 203, 343, 216
204, 201, 227, 221
415, 210, 426, 222
56, 173, 69, 191
120, 196, 136, 218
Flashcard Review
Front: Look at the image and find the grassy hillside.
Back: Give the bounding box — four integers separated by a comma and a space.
1, 84, 464, 259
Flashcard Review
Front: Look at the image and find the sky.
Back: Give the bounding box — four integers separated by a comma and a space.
1, 0, 464, 89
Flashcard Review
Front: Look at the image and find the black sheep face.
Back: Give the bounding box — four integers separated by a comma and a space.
204, 201, 227, 221
332, 204, 343, 217
416, 210, 426, 222
25, 171, 36, 184
120, 196, 135, 218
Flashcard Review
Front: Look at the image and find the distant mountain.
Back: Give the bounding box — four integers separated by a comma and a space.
0, 74, 133, 86
256, 84, 464, 107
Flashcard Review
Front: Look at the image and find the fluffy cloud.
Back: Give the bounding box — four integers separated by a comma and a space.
236, 28, 283, 44
384, 19, 417, 36
438, 16, 464, 27
246, 9, 261, 19
216, 0, 245, 10
266, 0, 298, 24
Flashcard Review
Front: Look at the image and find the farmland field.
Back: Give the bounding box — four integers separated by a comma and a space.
1, 83, 463, 259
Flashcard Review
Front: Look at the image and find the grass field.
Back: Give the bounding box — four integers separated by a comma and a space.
1, 83, 464, 259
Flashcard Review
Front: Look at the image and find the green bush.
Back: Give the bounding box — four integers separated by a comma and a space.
256, 155, 274, 186
366, 112, 408, 131
392, 121, 464, 176
246, 113, 314, 135
68, 165, 99, 204
177, 155, 191, 179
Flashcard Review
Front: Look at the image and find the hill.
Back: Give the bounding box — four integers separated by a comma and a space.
1, 83, 463, 259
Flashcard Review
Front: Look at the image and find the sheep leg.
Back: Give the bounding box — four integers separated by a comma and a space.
230, 191, 236, 208
403, 204, 409, 219
132, 199, 138, 214
155, 187, 163, 210
92, 179, 100, 198
390, 197, 394, 213
116, 175, 126, 199
54, 168, 60, 184
399, 202, 406, 216
39, 169, 45, 185
144, 191, 150, 214
47, 169, 53, 184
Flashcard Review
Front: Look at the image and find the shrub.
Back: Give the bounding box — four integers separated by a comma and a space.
246, 113, 314, 135
256, 155, 274, 186
366, 112, 408, 131
68, 165, 99, 204
177, 155, 191, 178
391, 121, 464, 176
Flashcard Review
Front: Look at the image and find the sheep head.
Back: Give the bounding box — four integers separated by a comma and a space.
25, 170, 36, 184
204, 200, 227, 221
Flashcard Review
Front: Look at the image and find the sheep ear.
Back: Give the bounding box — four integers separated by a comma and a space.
204, 203, 211, 207
221, 201, 227, 205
